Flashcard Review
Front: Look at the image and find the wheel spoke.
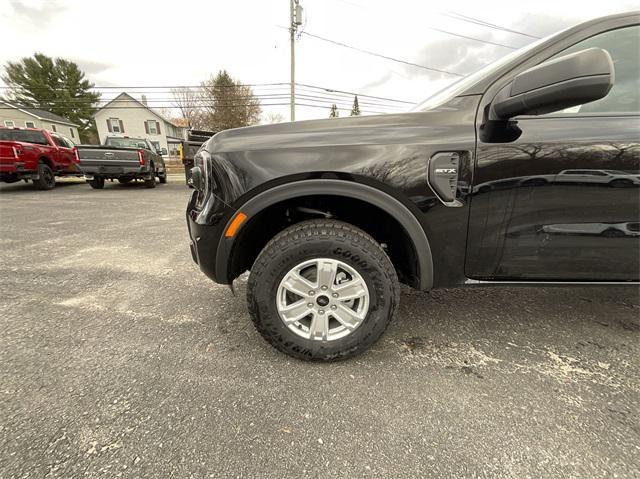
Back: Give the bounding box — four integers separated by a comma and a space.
332, 304, 364, 330
333, 278, 366, 300
308, 313, 329, 340
316, 260, 338, 289
276, 257, 370, 342
278, 299, 311, 324
282, 271, 315, 297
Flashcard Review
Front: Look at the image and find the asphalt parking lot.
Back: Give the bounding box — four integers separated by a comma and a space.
1, 177, 638, 478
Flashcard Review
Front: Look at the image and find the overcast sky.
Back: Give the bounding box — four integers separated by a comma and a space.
0, 0, 638, 121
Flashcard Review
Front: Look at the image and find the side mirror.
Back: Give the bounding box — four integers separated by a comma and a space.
489, 48, 614, 120
160, 148, 168, 155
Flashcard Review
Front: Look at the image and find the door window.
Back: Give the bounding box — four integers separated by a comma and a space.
51, 134, 66, 147
547, 25, 639, 115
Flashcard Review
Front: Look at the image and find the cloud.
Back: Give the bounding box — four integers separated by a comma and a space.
511, 12, 578, 37
406, 12, 584, 81
71, 59, 114, 76
9, 0, 67, 29
360, 72, 393, 91
410, 37, 504, 81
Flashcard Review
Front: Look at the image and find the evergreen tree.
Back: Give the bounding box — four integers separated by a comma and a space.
350, 95, 361, 116
329, 104, 339, 118
2, 53, 101, 142
200, 70, 261, 131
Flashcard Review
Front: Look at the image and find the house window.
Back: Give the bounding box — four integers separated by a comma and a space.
25, 121, 35, 128
108, 118, 123, 134
145, 120, 161, 135
51, 124, 57, 132
4, 120, 15, 127
69, 128, 75, 138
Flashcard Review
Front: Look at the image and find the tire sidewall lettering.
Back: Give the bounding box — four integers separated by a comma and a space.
333, 247, 368, 270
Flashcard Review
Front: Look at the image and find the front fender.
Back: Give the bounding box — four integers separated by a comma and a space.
215, 178, 434, 290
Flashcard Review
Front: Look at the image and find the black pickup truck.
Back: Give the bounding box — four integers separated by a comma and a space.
77, 137, 166, 189
180, 130, 216, 186
187, 12, 639, 361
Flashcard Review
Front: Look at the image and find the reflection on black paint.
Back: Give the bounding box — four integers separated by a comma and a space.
467, 117, 640, 281
541, 222, 640, 238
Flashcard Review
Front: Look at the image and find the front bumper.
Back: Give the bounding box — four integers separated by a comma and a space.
186, 191, 232, 284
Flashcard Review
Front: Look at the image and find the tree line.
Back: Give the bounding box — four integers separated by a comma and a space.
329, 95, 360, 118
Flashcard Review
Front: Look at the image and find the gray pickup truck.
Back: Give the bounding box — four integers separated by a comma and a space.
77, 137, 166, 189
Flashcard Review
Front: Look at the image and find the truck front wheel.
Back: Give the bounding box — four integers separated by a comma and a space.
247, 220, 399, 361
33, 163, 56, 190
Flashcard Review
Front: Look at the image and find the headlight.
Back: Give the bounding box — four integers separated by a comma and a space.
194, 148, 212, 194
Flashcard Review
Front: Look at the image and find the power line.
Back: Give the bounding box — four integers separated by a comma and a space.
297, 83, 415, 104
0, 82, 291, 90
442, 11, 541, 39
1, 92, 407, 110
0, 103, 392, 115
426, 26, 519, 49
296, 30, 465, 77
1, 84, 415, 106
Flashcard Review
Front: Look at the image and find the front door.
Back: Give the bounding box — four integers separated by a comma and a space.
466, 25, 640, 281
50, 134, 75, 172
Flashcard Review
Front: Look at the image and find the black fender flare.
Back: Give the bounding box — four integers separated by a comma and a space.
217, 179, 434, 290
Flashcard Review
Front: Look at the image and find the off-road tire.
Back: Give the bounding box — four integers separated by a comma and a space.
144, 164, 156, 188
87, 177, 105, 189
158, 172, 167, 184
247, 220, 400, 361
33, 163, 55, 190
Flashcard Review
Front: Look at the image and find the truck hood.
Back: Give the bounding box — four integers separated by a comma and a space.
206, 98, 476, 154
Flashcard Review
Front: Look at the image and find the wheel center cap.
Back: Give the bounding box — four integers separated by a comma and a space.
316, 295, 330, 307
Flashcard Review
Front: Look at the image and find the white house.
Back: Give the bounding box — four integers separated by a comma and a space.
0, 101, 80, 140
94, 93, 186, 156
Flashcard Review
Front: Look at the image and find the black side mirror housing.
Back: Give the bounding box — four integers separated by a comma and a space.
489, 48, 614, 120
160, 148, 168, 155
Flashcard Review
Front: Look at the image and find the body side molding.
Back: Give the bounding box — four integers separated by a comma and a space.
465, 279, 640, 286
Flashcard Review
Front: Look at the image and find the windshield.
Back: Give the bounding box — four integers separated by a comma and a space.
106, 137, 148, 149
413, 31, 560, 111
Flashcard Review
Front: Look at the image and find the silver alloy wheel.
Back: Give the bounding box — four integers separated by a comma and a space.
276, 258, 370, 341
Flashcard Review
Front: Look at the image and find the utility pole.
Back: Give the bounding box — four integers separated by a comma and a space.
289, 0, 303, 121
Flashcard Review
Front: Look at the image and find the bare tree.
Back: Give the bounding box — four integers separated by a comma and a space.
262, 112, 286, 124
171, 87, 205, 129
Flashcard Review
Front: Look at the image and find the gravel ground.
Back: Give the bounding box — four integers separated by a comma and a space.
1, 177, 638, 478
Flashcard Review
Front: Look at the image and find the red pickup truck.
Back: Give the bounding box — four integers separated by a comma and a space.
0, 127, 82, 190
